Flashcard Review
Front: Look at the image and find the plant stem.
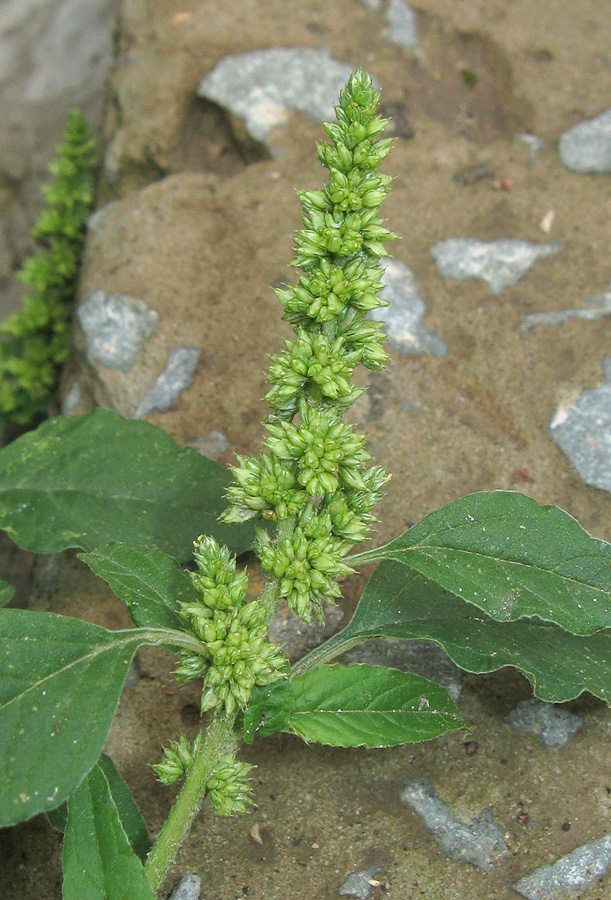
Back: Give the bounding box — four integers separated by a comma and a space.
145, 710, 237, 894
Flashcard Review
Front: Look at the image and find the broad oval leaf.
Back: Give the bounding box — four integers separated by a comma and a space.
63, 761, 155, 900
45, 754, 151, 864
98, 755, 151, 863
287, 664, 463, 747
79, 542, 197, 630
353, 491, 611, 636
296, 564, 611, 704
0, 610, 148, 827
243, 678, 295, 744
0, 409, 253, 561
0, 579, 14, 606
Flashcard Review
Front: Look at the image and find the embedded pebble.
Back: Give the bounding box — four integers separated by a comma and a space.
550, 357, 611, 494
169, 874, 201, 900
197, 49, 353, 143
504, 698, 584, 748
62, 380, 83, 414
383, 0, 418, 50
559, 109, 611, 174
375, 259, 447, 356
77, 291, 159, 372
429, 238, 561, 294
512, 834, 611, 899
517, 133, 546, 164
401, 778, 508, 872
189, 430, 229, 461
133, 347, 200, 419
342, 638, 462, 702
521, 289, 611, 333
268, 604, 344, 662
339, 865, 382, 899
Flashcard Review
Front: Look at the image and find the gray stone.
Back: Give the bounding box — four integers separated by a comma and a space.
521, 289, 611, 332
383, 0, 418, 50
512, 834, 611, 899
268, 604, 344, 663
517, 133, 546, 164
401, 778, 508, 872
357, 0, 382, 9
559, 109, 611, 174
550, 357, 611, 494
25, 0, 115, 102
339, 865, 382, 899
77, 290, 159, 373
375, 259, 447, 356
342, 638, 462, 703
197, 49, 353, 143
430, 238, 562, 294
169, 874, 201, 900
133, 347, 200, 419
504, 698, 584, 748
62, 380, 83, 414
189, 430, 229, 461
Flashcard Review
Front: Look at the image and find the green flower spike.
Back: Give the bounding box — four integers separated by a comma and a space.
178, 536, 287, 715
206, 753, 255, 817
152, 734, 205, 786
223, 68, 393, 624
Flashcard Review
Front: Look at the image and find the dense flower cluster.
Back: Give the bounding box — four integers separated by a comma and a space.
176, 536, 286, 714
223, 69, 393, 623
153, 737, 254, 817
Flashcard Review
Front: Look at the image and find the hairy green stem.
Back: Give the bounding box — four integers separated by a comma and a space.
145, 711, 237, 893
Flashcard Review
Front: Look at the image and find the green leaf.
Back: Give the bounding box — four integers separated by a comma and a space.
0, 610, 151, 827
243, 677, 295, 743
63, 760, 155, 900
46, 802, 67, 832
80, 542, 196, 630
98, 755, 151, 863
287, 664, 463, 747
44, 756, 151, 863
0, 409, 253, 562
353, 491, 611, 636
296, 564, 611, 704
0, 579, 14, 606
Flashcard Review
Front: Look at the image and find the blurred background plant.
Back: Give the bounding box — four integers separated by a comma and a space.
0, 109, 96, 436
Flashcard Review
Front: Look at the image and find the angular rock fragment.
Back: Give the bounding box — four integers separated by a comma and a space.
550, 357, 611, 494
521, 289, 611, 332
197, 49, 353, 143
77, 290, 159, 373
383, 0, 418, 50
375, 259, 447, 356
512, 833, 611, 899
559, 109, 611, 174
189, 430, 229, 461
504, 698, 583, 747
339, 865, 382, 899
401, 778, 508, 872
430, 238, 561, 294
133, 346, 200, 419
169, 875, 201, 900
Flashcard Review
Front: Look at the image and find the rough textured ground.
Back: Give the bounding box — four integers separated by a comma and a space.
1, 1, 610, 899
